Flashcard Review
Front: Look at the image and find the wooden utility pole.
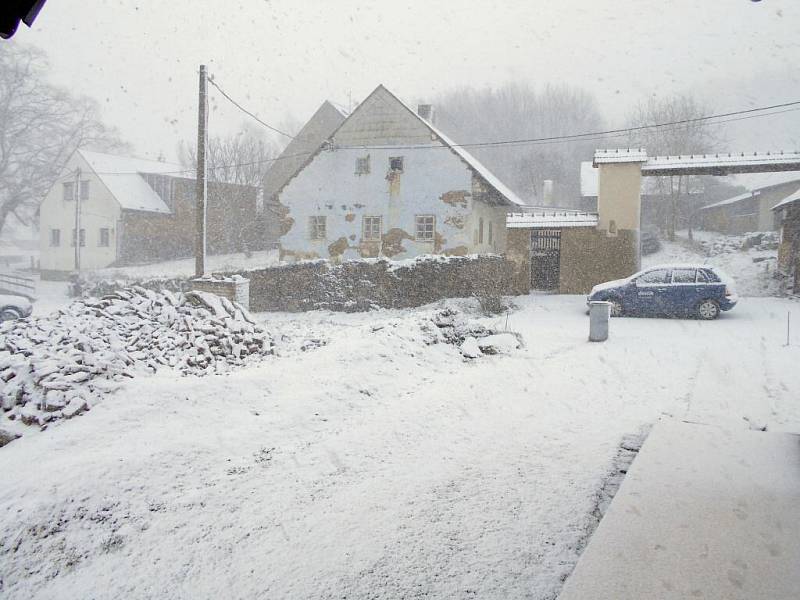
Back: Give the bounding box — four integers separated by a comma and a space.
73, 166, 82, 271
195, 64, 208, 277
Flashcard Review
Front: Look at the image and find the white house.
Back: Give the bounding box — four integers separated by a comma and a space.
275, 85, 525, 261
39, 150, 187, 277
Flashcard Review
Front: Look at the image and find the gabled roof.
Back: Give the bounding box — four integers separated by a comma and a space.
772, 188, 800, 211
79, 150, 188, 214
699, 190, 759, 211
352, 85, 525, 207
280, 85, 525, 207
262, 101, 346, 201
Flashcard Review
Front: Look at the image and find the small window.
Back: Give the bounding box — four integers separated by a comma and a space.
488, 221, 493, 245
355, 156, 370, 175
71, 228, 86, 247
608, 219, 617, 235
478, 217, 484, 244
672, 268, 696, 284
63, 182, 74, 201
99, 227, 110, 247
415, 215, 435, 241
636, 269, 669, 285
309, 216, 326, 240
389, 157, 404, 172
50, 229, 61, 247
80, 180, 90, 201
363, 216, 382, 241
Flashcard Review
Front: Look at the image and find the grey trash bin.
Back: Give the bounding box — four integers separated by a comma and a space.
589, 301, 611, 342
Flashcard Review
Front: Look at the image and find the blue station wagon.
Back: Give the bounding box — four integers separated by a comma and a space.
587, 264, 738, 319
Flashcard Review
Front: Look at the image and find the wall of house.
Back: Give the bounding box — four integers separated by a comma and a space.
776, 203, 800, 293
278, 146, 507, 261
39, 153, 121, 276
116, 179, 261, 266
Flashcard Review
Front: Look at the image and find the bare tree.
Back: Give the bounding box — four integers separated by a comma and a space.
626, 95, 718, 239
179, 122, 279, 187
0, 44, 127, 238
434, 83, 605, 207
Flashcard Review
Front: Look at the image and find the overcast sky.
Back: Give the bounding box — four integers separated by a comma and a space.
13, 0, 800, 161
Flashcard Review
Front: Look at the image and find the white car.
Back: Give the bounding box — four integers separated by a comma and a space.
0, 294, 33, 322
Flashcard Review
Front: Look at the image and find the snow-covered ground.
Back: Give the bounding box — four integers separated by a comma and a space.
643, 230, 781, 297
2, 295, 799, 599
92, 249, 280, 280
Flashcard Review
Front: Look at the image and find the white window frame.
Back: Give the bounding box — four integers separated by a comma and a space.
389, 156, 404, 173
362, 215, 382, 241
309, 215, 327, 240
71, 228, 86, 248
415, 215, 435, 242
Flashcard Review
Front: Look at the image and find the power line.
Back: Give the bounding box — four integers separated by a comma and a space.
82, 99, 800, 176
206, 75, 295, 140
337, 100, 800, 151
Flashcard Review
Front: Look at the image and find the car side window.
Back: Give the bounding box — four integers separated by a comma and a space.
703, 270, 721, 283
636, 269, 669, 285
696, 270, 709, 283
672, 268, 696, 284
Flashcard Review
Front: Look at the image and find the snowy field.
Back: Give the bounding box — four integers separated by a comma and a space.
1, 294, 799, 599
92, 249, 280, 281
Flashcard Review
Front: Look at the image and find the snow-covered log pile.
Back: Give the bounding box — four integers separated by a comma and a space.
1, 287, 272, 428
422, 308, 522, 357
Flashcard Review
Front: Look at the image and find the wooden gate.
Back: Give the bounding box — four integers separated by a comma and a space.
530, 229, 561, 290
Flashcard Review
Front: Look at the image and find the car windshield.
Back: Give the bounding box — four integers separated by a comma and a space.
0, 3, 797, 600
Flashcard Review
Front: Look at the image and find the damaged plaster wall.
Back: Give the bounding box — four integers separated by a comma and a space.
278, 146, 505, 261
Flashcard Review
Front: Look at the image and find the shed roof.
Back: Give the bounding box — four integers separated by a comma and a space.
698, 190, 759, 211
79, 150, 188, 214
771, 188, 800, 211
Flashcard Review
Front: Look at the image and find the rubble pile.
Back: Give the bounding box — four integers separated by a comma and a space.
0, 287, 272, 428
422, 308, 522, 357
700, 231, 779, 255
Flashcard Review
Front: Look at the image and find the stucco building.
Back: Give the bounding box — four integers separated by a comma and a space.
274, 85, 525, 262
697, 173, 799, 234
39, 150, 260, 278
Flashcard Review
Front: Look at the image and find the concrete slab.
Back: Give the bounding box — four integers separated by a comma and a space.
558, 420, 800, 600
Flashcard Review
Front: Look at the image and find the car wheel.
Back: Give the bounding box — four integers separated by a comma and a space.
696, 299, 720, 320
0, 308, 22, 323
609, 298, 623, 317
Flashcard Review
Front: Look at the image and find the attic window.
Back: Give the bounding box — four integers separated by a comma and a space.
355, 155, 370, 175
389, 157, 404, 173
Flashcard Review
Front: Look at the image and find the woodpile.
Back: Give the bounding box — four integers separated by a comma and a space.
0, 287, 272, 428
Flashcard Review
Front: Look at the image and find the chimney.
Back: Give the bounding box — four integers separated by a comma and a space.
542, 180, 554, 205
417, 104, 434, 122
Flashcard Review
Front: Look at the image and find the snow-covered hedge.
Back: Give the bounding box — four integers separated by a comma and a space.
1, 287, 272, 428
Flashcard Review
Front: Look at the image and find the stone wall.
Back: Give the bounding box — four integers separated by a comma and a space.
234, 254, 514, 312
559, 228, 639, 294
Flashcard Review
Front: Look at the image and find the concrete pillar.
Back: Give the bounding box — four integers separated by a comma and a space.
594, 150, 647, 279
191, 275, 250, 310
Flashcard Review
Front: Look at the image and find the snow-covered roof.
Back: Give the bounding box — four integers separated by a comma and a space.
593, 149, 648, 165
771, 188, 800, 211
79, 150, 189, 214
507, 211, 598, 229
698, 190, 759, 211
